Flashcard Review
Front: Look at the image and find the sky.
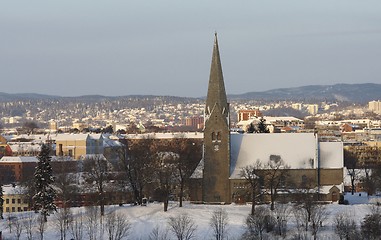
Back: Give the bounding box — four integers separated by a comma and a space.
1, 0, 381, 97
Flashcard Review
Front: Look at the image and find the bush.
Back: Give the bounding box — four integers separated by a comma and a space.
242, 206, 275, 240
361, 212, 381, 240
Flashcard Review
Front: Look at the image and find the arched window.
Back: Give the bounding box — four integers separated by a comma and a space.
211, 132, 216, 141
217, 132, 221, 141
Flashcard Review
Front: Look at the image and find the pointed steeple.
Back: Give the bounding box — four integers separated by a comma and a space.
205, 33, 229, 119
202, 33, 231, 204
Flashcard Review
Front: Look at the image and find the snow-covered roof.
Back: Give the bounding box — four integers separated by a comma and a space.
103, 137, 124, 148
264, 116, 303, 123
0, 156, 38, 163
229, 133, 343, 179
79, 154, 106, 160
3, 184, 27, 195
230, 133, 317, 178
54, 133, 90, 141
190, 158, 204, 179
318, 184, 344, 194
8, 142, 41, 152
319, 142, 343, 168
124, 132, 203, 139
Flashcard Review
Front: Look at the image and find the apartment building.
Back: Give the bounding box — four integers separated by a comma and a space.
369, 100, 381, 114
2, 184, 29, 213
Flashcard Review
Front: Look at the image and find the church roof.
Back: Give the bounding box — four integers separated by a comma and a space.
229, 133, 343, 179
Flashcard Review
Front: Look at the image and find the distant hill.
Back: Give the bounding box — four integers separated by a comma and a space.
0, 92, 59, 101
228, 83, 381, 103
1, 83, 380, 103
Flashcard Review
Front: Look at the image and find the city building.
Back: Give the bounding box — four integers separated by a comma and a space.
55, 133, 124, 161
369, 100, 381, 114
307, 104, 319, 115
0, 156, 38, 184
184, 116, 204, 129
2, 184, 30, 213
237, 109, 262, 122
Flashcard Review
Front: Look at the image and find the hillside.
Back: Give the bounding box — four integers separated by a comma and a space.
229, 83, 381, 103
1, 83, 380, 103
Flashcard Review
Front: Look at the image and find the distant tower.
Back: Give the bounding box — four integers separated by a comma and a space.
202, 33, 231, 203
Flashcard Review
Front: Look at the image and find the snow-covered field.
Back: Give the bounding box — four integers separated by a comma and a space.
1, 194, 380, 240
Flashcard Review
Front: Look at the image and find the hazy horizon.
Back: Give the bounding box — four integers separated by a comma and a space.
1, 0, 381, 97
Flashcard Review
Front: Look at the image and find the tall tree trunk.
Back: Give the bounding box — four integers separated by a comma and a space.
179, 182, 184, 207
251, 190, 256, 215
164, 198, 168, 212
270, 187, 275, 211
100, 192, 105, 216
351, 175, 355, 195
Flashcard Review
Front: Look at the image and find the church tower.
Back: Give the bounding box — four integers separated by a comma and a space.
202, 33, 231, 203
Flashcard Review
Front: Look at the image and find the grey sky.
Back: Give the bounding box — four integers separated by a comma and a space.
1, 0, 381, 97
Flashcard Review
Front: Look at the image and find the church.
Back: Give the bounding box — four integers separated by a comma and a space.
190, 34, 344, 204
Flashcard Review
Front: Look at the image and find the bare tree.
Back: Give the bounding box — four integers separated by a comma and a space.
148, 225, 169, 240
69, 211, 84, 240
344, 148, 360, 195
54, 207, 73, 240
242, 206, 275, 240
12, 215, 23, 240
273, 204, 290, 237
309, 205, 329, 240
104, 211, 131, 240
85, 206, 100, 240
209, 208, 229, 240
119, 138, 156, 205
361, 207, 381, 240
263, 155, 290, 210
362, 167, 376, 195
155, 151, 179, 212
334, 212, 360, 240
37, 214, 46, 240
53, 160, 79, 208
23, 212, 36, 240
295, 176, 318, 223
169, 137, 202, 207
6, 212, 15, 233
292, 202, 328, 240
291, 206, 309, 240
168, 214, 197, 240
83, 155, 112, 216
241, 160, 262, 215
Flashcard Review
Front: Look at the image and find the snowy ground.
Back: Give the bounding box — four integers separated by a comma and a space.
1, 194, 380, 240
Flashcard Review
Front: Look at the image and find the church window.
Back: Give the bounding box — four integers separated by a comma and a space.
217, 132, 221, 141
212, 132, 216, 142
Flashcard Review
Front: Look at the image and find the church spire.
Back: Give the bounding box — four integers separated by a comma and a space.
205, 33, 228, 118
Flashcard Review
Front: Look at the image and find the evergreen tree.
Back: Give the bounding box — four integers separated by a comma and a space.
257, 118, 270, 133
0, 183, 4, 219
247, 123, 256, 133
33, 144, 57, 222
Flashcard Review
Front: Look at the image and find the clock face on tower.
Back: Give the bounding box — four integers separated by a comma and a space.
214, 144, 219, 151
